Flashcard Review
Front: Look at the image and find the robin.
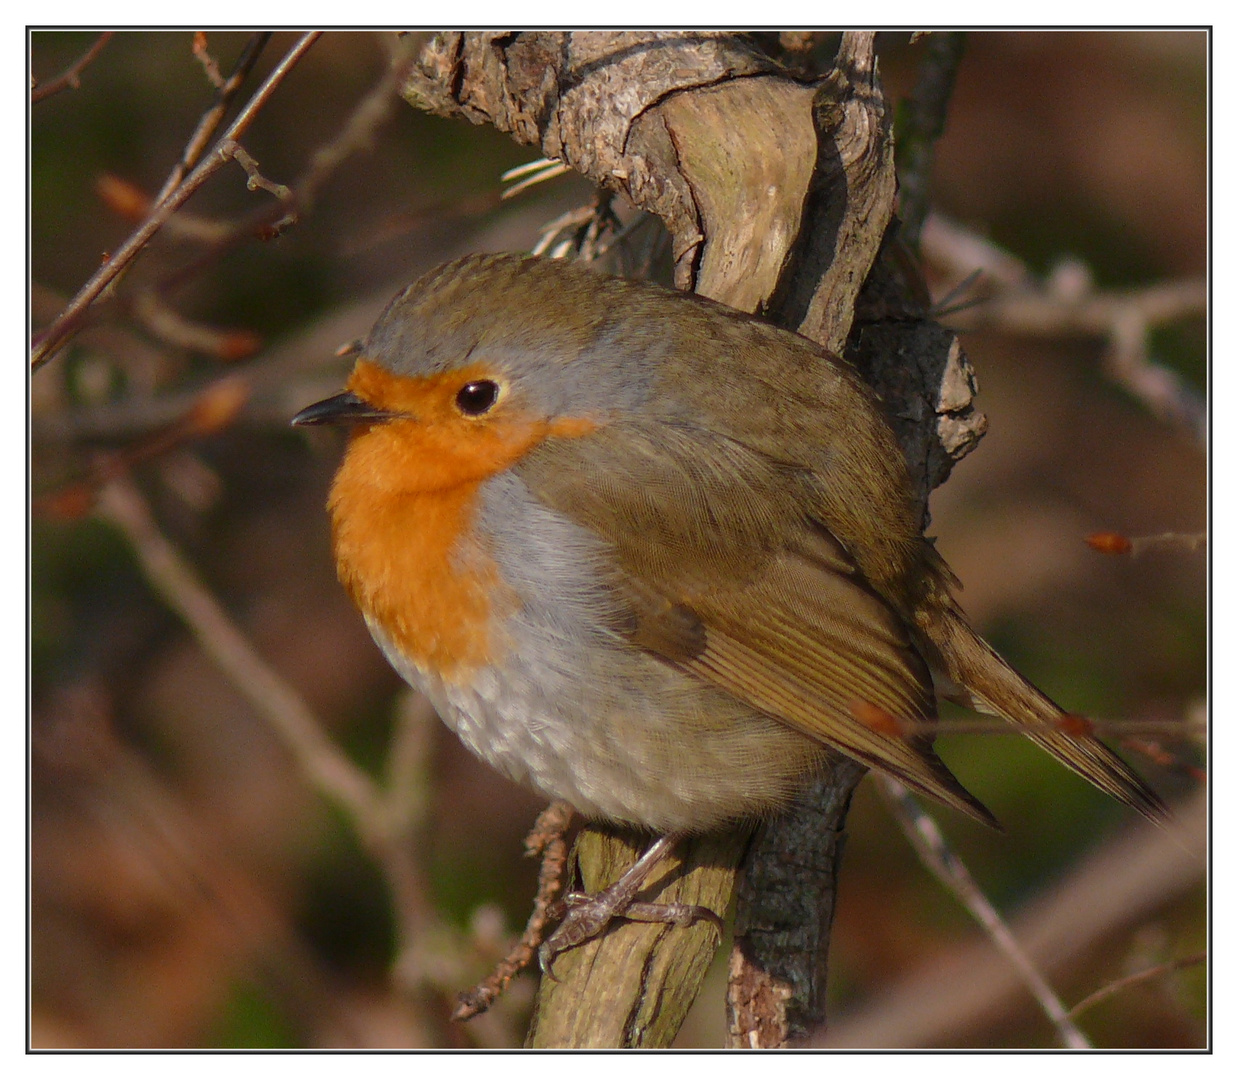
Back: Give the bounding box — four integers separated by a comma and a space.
292, 252, 1164, 954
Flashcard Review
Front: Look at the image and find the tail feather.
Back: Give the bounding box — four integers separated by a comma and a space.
920, 604, 1168, 824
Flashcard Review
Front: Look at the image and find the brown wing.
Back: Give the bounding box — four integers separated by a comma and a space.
519, 421, 997, 826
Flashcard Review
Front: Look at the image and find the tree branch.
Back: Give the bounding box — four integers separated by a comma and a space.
402, 29, 986, 1048
31, 32, 114, 104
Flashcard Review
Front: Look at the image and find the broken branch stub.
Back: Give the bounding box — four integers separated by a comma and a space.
403, 31, 820, 308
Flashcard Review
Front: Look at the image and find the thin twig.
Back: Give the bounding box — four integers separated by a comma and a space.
191, 32, 227, 90
95, 473, 463, 1033
31, 32, 319, 372
920, 212, 1205, 447
878, 777, 1091, 1049
153, 33, 272, 205
114, 32, 418, 301
95, 471, 380, 827
1066, 951, 1206, 1021
31, 32, 114, 104
220, 139, 292, 199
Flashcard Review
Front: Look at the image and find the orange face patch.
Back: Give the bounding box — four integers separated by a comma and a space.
340, 359, 597, 492
328, 359, 598, 681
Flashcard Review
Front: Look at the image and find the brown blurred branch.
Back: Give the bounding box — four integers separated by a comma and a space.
96, 472, 381, 824
31, 32, 114, 104
191, 32, 228, 90
822, 788, 1205, 1047
92, 472, 529, 1044
32, 688, 392, 1046
922, 214, 1206, 447
878, 778, 1089, 1048
1066, 951, 1206, 1021
131, 289, 260, 361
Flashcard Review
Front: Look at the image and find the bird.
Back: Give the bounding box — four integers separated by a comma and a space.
292, 251, 1165, 953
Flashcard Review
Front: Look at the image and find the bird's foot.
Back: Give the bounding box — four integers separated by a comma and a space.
538, 833, 722, 977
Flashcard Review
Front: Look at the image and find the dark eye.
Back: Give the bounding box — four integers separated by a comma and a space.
455, 380, 500, 416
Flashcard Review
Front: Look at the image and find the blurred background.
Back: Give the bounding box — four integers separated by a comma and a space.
30, 31, 1206, 1048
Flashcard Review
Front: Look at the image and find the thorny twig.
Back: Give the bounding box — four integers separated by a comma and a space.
31, 32, 319, 372
31, 32, 114, 104
920, 213, 1205, 447
453, 801, 575, 1021
878, 777, 1091, 1049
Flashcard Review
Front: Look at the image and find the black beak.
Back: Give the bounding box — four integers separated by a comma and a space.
291, 391, 402, 427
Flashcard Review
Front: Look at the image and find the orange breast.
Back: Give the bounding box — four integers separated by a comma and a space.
330, 466, 502, 681
327, 359, 598, 682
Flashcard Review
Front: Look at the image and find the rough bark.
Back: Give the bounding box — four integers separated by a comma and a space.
402, 29, 986, 1048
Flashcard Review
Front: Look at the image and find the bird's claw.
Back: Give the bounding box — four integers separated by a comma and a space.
538, 888, 723, 979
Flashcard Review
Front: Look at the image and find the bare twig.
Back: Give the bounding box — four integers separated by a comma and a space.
878, 778, 1090, 1048
152, 33, 272, 205
824, 788, 1205, 1048
95, 471, 380, 825
131, 289, 260, 360
137, 32, 419, 283
453, 801, 575, 1021
191, 32, 227, 90
220, 139, 291, 200
920, 213, 1205, 447
31, 32, 319, 372
1067, 951, 1206, 1021
31, 32, 114, 104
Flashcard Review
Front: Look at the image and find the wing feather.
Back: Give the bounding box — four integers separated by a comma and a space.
519, 424, 996, 825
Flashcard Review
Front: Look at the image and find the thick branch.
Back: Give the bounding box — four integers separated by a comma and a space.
403, 29, 984, 1048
